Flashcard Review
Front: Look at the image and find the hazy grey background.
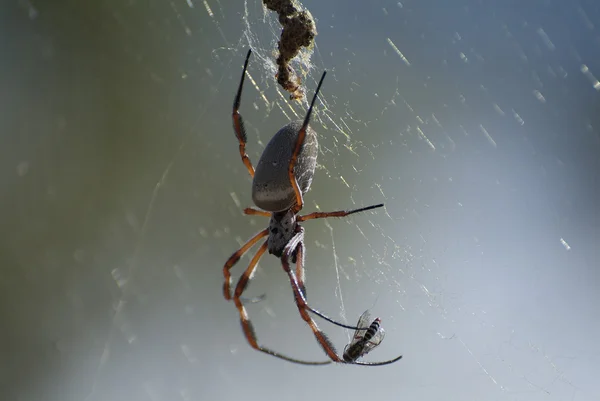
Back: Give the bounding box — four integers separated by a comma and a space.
1, 0, 599, 400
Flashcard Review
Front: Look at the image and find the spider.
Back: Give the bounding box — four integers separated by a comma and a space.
223, 49, 391, 365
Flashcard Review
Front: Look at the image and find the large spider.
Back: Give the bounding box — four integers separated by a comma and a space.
223, 49, 397, 365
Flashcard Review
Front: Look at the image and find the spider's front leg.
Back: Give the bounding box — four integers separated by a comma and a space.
281, 228, 367, 331
222, 229, 268, 300
228, 241, 331, 365
279, 231, 342, 363
280, 227, 374, 363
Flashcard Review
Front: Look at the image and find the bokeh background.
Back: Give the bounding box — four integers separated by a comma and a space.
1, 1, 599, 400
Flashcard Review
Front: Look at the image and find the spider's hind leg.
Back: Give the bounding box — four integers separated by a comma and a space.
232, 49, 256, 178
288, 71, 327, 213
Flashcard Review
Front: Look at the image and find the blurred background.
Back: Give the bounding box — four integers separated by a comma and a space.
1, 0, 599, 400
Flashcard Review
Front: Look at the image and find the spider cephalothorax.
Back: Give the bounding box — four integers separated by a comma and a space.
267, 210, 297, 257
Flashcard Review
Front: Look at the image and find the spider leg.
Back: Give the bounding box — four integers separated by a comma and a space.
298, 203, 384, 222
232, 49, 255, 178
293, 237, 307, 298
288, 71, 327, 214
243, 207, 271, 217
232, 240, 331, 365
351, 355, 403, 367
223, 228, 268, 300
282, 227, 370, 331
280, 241, 343, 363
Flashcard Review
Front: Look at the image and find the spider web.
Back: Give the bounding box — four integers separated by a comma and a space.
199, 2, 596, 400
14, 1, 596, 401
213, 8, 592, 399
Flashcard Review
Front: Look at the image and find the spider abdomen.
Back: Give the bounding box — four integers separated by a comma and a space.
252, 120, 318, 212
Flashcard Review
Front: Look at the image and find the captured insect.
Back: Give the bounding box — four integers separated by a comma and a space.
343, 310, 403, 366
223, 49, 390, 365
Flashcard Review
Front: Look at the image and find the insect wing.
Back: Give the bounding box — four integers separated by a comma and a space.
361, 326, 386, 356
349, 310, 372, 343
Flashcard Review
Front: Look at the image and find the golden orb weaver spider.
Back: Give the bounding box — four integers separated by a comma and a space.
223, 49, 402, 366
